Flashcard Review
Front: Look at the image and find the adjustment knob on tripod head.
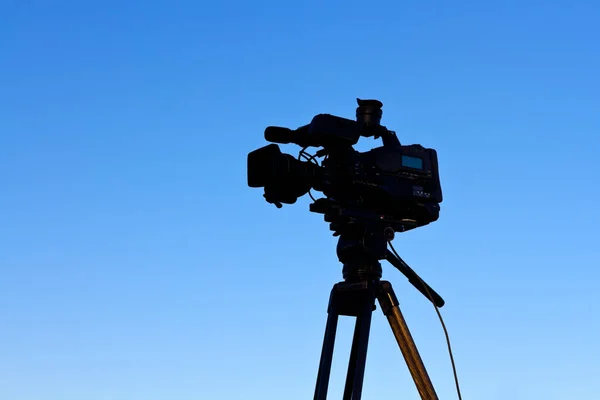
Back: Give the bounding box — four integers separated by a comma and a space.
384, 226, 395, 241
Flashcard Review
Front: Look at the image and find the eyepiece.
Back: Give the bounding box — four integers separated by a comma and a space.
356, 98, 383, 128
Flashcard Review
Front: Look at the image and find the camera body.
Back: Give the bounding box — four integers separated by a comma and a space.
247, 99, 443, 233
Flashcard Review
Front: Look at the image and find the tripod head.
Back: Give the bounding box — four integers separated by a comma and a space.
311, 198, 445, 307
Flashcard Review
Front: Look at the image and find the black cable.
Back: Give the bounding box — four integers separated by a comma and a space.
298, 148, 319, 202
388, 241, 463, 400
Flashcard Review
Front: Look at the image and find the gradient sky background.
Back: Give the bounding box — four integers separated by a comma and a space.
1, 1, 599, 399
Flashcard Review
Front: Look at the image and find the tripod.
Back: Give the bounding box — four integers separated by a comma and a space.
313, 225, 444, 400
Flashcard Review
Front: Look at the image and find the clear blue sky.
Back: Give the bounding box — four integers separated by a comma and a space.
1, 1, 599, 399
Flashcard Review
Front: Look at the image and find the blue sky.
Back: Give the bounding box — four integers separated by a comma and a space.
1, 0, 599, 399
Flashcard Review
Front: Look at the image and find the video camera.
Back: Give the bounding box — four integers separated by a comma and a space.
247, 99, 443, 233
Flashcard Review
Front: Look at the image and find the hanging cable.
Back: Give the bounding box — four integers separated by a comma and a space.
388, 241, 464, 400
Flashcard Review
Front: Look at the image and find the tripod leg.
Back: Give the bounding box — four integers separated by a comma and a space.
377, 281, 439, 400
314, 289, 340, 400
342, 301, 374, 400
